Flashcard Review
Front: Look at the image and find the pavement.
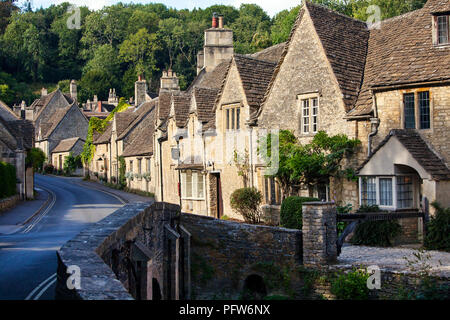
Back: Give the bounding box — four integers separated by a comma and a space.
338, 244, 450, 277
0, 188, 51, 235
0, 174, 151, 300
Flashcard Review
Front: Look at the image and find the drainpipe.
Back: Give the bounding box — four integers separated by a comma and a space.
158, 137, 164, 202
248, 126, 254, 188
367, 90, 380, 157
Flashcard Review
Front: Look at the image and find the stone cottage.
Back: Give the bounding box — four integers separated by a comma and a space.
254, 0, 450, 218
51, 137, 85, 171
0, 100, 35, 199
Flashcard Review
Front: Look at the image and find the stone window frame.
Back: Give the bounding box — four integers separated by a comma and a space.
222, 102, 242, 131
137, 158, 143, 180
432, 14, 450, 46
359, 175, 417, 210
400, 89, 433, 132
297, 92, 319, 136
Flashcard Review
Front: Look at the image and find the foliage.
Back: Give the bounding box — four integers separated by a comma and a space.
230, 187, 263, 224
330, 268, 370, 300
337, 203, 352, 236
118, 156, 126, 188
351, 220, 402, 247
233, 149, 250, 188
43, 163, 54, 174
0, 161, 16, 199
25, 147, 46, 171
424, 202, 450, 252
0, 1, 427, 104
258, 130, 360, 197
280, 196, 319, 229
63, 152, 82, 175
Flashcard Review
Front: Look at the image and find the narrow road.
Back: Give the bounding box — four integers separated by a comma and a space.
0, 174, 124, 300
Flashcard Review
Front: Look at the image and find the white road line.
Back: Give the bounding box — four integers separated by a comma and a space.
24, 273, 56, 300
33, 278, 57, 300
21, 187, 56, 234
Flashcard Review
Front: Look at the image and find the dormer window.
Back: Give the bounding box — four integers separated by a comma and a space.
435, 14, 449, 45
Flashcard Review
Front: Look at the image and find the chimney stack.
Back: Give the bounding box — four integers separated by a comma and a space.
203, 13, 234, 72
41, 88, 48, 97
135, 76, 148, 106
70, 80, 77, 101
212, 12, 218, 28
160, 69, 180, 92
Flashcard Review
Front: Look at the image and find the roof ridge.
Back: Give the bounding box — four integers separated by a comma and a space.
305, 1, 367, 25
234, 53, 277, 66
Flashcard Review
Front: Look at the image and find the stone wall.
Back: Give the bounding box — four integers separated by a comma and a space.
180, 213, 302, 299
0, 195, 20, 213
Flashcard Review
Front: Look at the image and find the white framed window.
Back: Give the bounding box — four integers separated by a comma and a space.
181, 171, 205, 200
436, 15, 450, 45
359, 175, 415, 210
300, 97, 318, 134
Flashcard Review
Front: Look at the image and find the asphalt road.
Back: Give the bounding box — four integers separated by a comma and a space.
0, 174, 123, 300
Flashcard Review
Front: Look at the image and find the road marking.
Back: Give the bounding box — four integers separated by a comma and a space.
21, 186, 56, 234
24, 273, 56, 300
33, 278, 57, 300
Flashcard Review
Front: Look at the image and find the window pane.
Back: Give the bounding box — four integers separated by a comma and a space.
312, 98, 318, 133
185, 172, 193, 198
404, 93, 415, 129
226, 109, 230, 130
397, 176, 413, 208
302, 99, 309, 133
264, 177, 269, 203
437, 16, 449, 45
197, 173, 204, 198
138, 159, 142, 174
231, 108, 235, 129
419, 91, 430, 129
236, 108, 240, 130
361, 177, 376, 206
379, 178, 393, 206
146, 158, 150, 172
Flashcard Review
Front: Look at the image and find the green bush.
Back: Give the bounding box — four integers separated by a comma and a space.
0, 162, 16, 199
43, 164, 54, 174
331, 268, 370, 300
280, 196, 319, 229
350, 220, 401, 247
424, 203, 450, 252
230, 187, 263, 224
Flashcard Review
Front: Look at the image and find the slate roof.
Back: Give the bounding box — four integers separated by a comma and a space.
172, 94, 191, 127
52, 137, 84, 153
0, 116, 34, 150
358, 129, 450, 181
189, 59, 231, 92
350, 0, 450, 116
158, 91, 172, 121
118, 100, 158, 141
233, 54, 278, 114
122, 106, 157, 157
115, 111, 139, 137
93, 123, 112, 145
306, 2, 369, 111
39, 105, 73, 139
248, 42, 286, 63
193, 87, 219, 123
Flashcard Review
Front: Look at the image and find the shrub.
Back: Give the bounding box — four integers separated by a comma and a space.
25, 148, 46, 171
280, 196, 319, 229
331, 268, 370, 300
0, 162, 16, 199
230, 187, 263, 224
350, 220, 401, 247
424, 202, 450, 252
43, 164, 54, 174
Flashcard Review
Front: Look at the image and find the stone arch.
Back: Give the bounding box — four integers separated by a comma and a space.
242, 274, 267, 300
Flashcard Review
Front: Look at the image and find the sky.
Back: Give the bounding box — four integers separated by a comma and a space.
18, 0, 303, 17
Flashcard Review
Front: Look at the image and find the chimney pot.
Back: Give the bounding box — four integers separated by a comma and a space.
212, 13, 218, 28
218, 15, 224, 29
41, 88, 48, 97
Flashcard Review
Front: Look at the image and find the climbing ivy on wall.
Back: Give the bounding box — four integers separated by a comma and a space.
81, 98, 131, 165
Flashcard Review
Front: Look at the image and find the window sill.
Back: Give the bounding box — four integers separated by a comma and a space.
182, 198, 206, 201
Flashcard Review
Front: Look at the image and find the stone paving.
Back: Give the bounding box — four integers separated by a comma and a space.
338, 244, 450, 277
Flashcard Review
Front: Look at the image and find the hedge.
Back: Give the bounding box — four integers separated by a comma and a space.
424, 203, 450, 252
280, 196, 319, 229
0, 161, 16, 199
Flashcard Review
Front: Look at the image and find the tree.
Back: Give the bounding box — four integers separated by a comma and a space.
0, 0, 18, 34
271, 6, 300, 44
119, 28, 159, 79
258, 130, 360, 197
79, 69, 117, 102
25, 147, 46, 171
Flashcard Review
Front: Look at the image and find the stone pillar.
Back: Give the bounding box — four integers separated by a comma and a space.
302, 202, 337, 266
